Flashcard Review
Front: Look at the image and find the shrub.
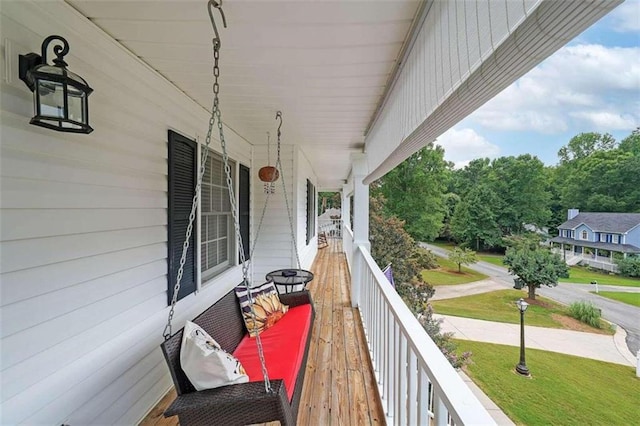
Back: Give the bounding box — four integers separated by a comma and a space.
615, 257, 640, 277
568, 301, 601, 328
410, 246, 439, 270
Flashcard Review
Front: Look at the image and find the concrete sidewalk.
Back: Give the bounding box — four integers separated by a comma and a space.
436, 314, 636, 366
431, 279, 506, 300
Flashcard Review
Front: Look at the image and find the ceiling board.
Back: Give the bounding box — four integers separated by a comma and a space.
67, 0, 422, 187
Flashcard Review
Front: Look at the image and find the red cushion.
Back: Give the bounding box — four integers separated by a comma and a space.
233, 304, 312, 401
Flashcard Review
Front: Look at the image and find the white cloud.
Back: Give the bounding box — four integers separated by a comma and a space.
570, 111, 639, 130
609, 0, 640, 33
470, 44, 640, 134
436, 128, 500, 169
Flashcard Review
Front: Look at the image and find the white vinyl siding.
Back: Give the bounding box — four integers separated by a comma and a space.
363, 0, 619, 184
251, 144, 295, 286
0, 2, 251, 424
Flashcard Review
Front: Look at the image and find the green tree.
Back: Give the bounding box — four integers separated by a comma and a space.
368, 193, 470, 368
488, 155, 551, 234
450, 158, 491, 197
558, 132, 616, 164
562, 149, 640, 212
503, 233, 544, 251
375, 146, 450, 242
450, 184, 502, 250
615, 256, 640, 278
439, 192, 461, 241
318, 191, 340, 213
369, 194, 425, 290
503, 248, 568, 300
619, 128, 640, 155
448, 247, 479, 273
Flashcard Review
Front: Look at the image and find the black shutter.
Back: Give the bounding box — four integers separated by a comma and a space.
306, 179, 315, 244
239, 164, 251, 261
167, 130, 197, 304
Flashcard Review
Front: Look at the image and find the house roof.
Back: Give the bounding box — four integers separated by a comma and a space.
558, 213, 640, 233
550, 237, 640, 254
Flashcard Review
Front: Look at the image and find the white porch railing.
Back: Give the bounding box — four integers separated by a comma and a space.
342, 223, 353, 270
353, 244, 495, 426
318, 218, 342, 238
552, 248, 619, 273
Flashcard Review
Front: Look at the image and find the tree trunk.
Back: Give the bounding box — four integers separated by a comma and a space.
458, 263, 461, 273
528, 284, 536, 300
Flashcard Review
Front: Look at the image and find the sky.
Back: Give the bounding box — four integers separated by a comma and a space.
437, 0, 640, 169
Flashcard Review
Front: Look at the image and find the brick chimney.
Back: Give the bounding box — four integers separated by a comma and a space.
568, 209, 579, 220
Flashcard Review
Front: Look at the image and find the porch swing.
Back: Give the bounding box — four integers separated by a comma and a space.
159, 2, 314, 425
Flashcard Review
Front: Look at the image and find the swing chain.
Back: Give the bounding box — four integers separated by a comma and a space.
164, 0, 273, 394
274, 112, 302, 270
217, 84, 273, 396
162, 0, 221, 340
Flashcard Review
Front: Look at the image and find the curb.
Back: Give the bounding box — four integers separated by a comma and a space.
613, 325, 637, 365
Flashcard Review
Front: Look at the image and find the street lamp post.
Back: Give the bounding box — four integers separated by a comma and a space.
515, 298, 530, 376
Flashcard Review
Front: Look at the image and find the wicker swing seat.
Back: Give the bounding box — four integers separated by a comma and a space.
161, 289, 315, 426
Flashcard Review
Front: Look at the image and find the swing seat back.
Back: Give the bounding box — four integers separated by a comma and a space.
161, 290, 245, 395
160, 288, 315, 425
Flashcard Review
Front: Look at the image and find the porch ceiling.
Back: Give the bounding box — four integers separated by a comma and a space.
67, 0, 422, 190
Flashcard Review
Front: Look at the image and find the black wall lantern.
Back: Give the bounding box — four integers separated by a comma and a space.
19, 35, 93, 134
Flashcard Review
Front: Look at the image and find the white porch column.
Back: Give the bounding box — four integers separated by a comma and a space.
341, 183, 351, 231
351, 153, 370, 308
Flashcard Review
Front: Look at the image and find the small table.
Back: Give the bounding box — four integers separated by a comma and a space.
266, 269, 314, 293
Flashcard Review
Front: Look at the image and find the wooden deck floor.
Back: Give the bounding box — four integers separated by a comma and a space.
141, 241, 385, 425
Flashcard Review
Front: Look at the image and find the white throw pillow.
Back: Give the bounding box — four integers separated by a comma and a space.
180, 321, 249, 391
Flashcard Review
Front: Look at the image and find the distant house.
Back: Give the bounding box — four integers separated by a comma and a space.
550, 210, 640, 267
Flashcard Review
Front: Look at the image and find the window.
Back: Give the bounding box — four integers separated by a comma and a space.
306, 179, 316, 244
613, 234, 619, 244
168, 132, 248, 301
168, 130, 198, 303
600, 233, 606, 242
200, 150, 235, 279
581, 230, 588, 240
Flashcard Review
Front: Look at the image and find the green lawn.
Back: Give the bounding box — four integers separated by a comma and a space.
431, 289, 612, 332
429, 240, 457, 249
421, 256, 487, 286
593, 291, 640, 307
477, 253, 505, 266
456, 340, 640, 426
560, 265, 640, 287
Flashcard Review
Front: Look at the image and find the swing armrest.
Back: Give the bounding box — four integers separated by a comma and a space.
165, 379, 287, 417
279, 290, 313, 309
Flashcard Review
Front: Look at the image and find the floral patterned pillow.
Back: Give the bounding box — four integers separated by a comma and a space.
235, 282, 288, 337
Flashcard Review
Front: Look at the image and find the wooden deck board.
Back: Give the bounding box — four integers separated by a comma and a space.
140, 242, 385, 425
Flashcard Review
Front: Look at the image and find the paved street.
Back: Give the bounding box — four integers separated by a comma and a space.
421, 243, 640, 355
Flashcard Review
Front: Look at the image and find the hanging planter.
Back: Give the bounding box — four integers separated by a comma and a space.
259, 131, 279, 184
258, 165, 279, 182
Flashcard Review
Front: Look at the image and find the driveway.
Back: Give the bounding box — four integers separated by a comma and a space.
421, 242, 640, 356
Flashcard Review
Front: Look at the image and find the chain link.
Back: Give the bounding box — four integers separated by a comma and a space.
275, 112, 302, 270
164, 1, 273, 393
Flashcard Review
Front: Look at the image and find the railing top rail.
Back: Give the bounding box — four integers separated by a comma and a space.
357, 244, 496, 425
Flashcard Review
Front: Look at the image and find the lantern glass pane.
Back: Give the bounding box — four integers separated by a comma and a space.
67, 85, 86, 123
37, 79, 65, 118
